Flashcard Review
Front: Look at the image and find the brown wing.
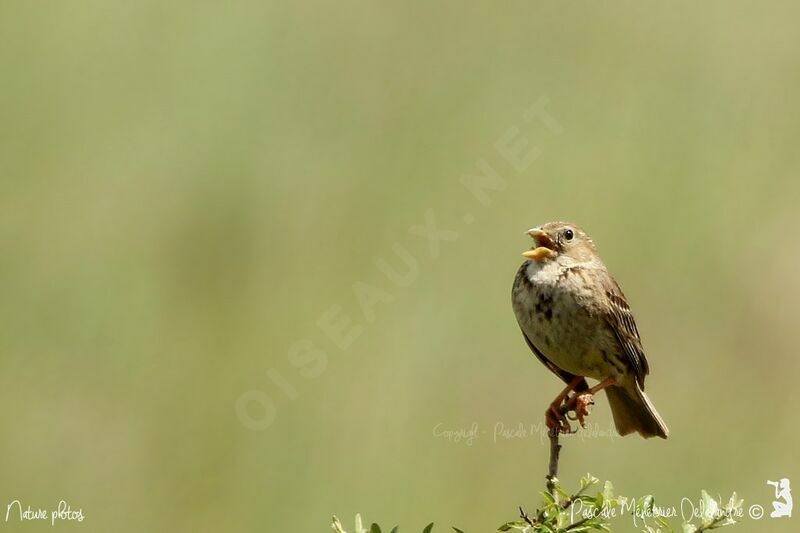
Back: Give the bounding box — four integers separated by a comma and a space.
600, 273, 649, 388
520, 328, 589, 393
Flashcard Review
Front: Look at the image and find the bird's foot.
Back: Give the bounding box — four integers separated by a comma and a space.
545, 402, 574, 434
543, 376, 586, 434
564, 392, 594, 428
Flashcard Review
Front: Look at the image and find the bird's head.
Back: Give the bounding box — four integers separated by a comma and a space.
522, 221, 597, 263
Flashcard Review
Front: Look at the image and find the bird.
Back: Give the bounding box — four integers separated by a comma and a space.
511, 221, 669, 439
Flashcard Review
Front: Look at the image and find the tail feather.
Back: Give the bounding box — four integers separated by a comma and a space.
605, 384, 669, 439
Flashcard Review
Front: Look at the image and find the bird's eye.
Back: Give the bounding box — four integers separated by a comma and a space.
564, 229, 574, 241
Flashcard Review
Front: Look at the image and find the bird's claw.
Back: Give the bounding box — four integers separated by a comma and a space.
545, 404, 574, 434
564, 392, 594, 428
545, 391, 594, 433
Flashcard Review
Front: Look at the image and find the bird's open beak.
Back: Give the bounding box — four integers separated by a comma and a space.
522, 228, 557, 262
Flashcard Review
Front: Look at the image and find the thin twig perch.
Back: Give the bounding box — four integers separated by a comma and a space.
545, 426, 561, 498
518, 425, 564, 528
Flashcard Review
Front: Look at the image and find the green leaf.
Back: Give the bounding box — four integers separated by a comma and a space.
654, 515, 671, 528
370, 524, 382, 533
332, 516, 347, 533
497, 521, 529, 531
422, 523, 434, 533
699, 490, 720, 523
638, 495, 655, 514
390, 528, 399, 533
556, 510, 569, 529
580, 473, 600, 489
602, 480, 614, 502
594, 492, 604, 510
556, 485, 571, 500
725, 492, 743, 512
451, 528, 465, 533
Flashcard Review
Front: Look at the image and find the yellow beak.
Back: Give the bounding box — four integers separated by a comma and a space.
522, 247, 556, 261
522, 228, 556, 261
526, 228, 548, 240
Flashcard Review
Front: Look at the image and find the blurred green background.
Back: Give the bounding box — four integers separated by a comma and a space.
1, 2, 799, 532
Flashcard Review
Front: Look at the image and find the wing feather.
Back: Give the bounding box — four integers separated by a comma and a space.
600, 274, 649, 387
